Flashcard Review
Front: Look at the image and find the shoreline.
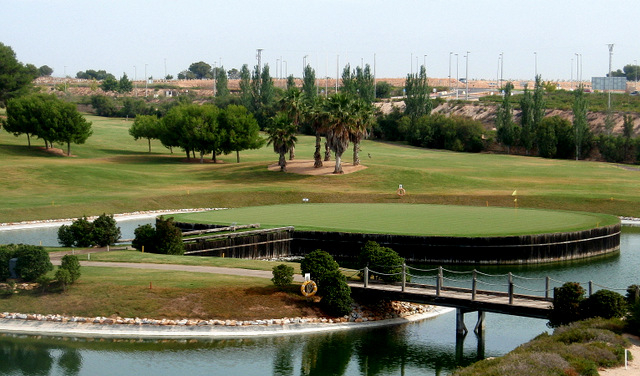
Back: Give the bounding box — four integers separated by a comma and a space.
0, 307, 454, 339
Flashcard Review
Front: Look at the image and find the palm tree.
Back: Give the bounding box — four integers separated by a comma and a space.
266, 112, 298, 172
306, 96, 327, 168
348, 99, 374, 166
280, 88, 304, 161
322, 93, 353, 174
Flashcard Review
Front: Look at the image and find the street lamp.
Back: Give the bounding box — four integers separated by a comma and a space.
423, 54, 427, 72
448, 52, 452, 90
499, 52, 504, 90
144, 64, 148, 97
455, 53, 459, 99
534, 52, 537, 78
465, 51, 470, 100
133, 66, 137, 96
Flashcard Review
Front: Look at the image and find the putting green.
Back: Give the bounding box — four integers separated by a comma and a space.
172, 203, 618, 237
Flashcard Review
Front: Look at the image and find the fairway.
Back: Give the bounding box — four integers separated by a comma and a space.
172, 203, 618, 237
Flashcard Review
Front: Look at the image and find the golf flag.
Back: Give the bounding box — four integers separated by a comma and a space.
512, 190, 517, 196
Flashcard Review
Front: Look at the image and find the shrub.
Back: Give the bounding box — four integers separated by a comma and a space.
154, 216, 184, 255
91, 213, 121, 247
57, 225, 75, 247
582, 290, 627, 320
358, 241, 405, 283
35, 275, 53, 293
68, 216, 94, 247
300, 249, 339, 287
627, 302, 640, 335
320, 269, 352, 317
549, 282, 585, 327
132, 224, 157, 253
14, 245, 53, 282
0, 244, 18, 281
55, 268, 73, 291
626, 285, 640, 306
60, 255, 81, 283
271, 264, 294, 289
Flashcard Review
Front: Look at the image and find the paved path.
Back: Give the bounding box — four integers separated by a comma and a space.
49, 249, 305, 282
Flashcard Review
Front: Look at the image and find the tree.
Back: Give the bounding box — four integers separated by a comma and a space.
68, 217, 94, 247
300, 249, 340, 287
38, 65, 53, 77
100, 74, 118, 92
322, 93, 357, 173
320, 269, 352, 316
154, 216, 184, 255
532, 75, 546, 137
57, 225, 76, 247
286, 75, 296, 90
55, 101, 93, 156
266, 112, 297, 172
302, 65, 317, 102
14, 245, 53, 282
161, 103, 223, 162
536, 116, 563, 158
0, 245, 18, 281
130, 115, 161, 152
519, 84, 534, 154
117, 73, 133, 93
0, 42, 37, 106
341, 64, 357, 96
90, 95, 118, 117
349, 98, 374, 166
358, 241, 405, 283
404, 65, 432, 121
188, 61, 212, 79
355, 64, 375, 103
215, 65, 230, 97
55, 268, 73, 291
548, 282, 585, 327
92, 213, 121, 247
3, 93, 47, 147
239, 64, 252, 111
495, 81, 519, 153
583, 290, 627, 320
271, 264, 294, 289
59, 254, 81, 283
132, 224, 156, 253
227, 68, 241, 80
573, 85, 591, 160
218, 105, 264, 163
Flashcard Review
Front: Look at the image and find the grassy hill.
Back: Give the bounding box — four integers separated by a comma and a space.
1, 114, 640, 222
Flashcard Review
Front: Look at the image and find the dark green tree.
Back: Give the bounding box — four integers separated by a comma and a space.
154, 216, 184, 255
117, 73, 133, 93
266, 112, 298, 172
302, 65, 317, 102
92, 213, 121, 247
536, 116, 563, 158
286, 75, 296, 90
239, 64, 252, 110
582, 290, 627, 319
357, 241, 405, 283
57, 225, 76, 247
300, 249, 339, 287
55, 268, 73, 291
59, 254, 81, 283
100, 74, 118, 92
573, 84, 591, 160
519, 84, 534, 154
215, 65, 230, 97
129, 115, 161, 152
0, 245, 18, 281
320, 269, 352, 316
14, 245, 53, 282
188, 61, 212, 79
404, 65, 432, 121
532, 75, 546, 138
219, 104, 264, 163
90, 95, 118, 117
0, 42, 37, 106
355, 64, 375, 103
38, 65, 53, 77
260, 64, 275, 113
496, 81, 519, 153
271, 264, 294, 289
3, 94, 48, 147
548, 282, 585, 327
132, 224, 156, 253
161, 103, 223, 162
341, 64, 357, 96
54, 101, 93, 156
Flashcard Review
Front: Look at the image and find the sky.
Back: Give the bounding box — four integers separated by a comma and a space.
2, 0, 639, 82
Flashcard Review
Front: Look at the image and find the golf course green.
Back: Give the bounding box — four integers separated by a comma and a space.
172, 203, 618, 237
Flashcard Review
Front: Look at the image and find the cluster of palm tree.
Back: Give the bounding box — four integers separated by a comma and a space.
266, 89, 375, 174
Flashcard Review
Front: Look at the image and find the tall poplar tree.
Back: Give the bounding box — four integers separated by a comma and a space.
519, 84, 534, 154
496, 82, 519, 153
404, 65, 432, 121
572, 85, 590, 160
215, 66, 230, 97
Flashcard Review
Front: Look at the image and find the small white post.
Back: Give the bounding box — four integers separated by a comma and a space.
87, 253, 90, 261
625, 349, 628, 369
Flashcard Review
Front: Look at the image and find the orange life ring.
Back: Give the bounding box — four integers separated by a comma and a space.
300, 280, 318, 297
396, 187, 406, 196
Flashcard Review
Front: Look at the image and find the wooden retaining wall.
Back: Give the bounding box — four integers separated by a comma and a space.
182, 227, 294, 259
291, 223, 621, 264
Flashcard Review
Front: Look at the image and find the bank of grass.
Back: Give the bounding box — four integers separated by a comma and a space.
172, 203, 617, 237
453, 318, 631, 376
2, 114, 640, 223
86, 250, 301, 273
1, 267, 318, 320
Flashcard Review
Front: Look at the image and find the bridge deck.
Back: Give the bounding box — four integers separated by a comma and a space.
348, 281, 552, 319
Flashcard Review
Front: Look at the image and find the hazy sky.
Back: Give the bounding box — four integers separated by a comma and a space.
2, 0, 639, 82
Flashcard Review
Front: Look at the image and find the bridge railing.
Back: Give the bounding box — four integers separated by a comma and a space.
356, 264, 629, 304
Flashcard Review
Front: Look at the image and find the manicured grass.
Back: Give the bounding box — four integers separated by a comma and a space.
2, 114, 640, 223
87, 250, 301, 273
1, 267, 319, 320
172, 203, 617, 237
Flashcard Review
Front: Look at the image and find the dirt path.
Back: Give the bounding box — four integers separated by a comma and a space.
599, 335, 640, 375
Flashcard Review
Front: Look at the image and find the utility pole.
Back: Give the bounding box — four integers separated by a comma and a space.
256, 48, 264, 75
455, 53, 459, 99
465, 51, 470, 100
534, 52, 537, 78
449, 52, 452, 91
607, 44, 614, 110
499, 52, 504, 90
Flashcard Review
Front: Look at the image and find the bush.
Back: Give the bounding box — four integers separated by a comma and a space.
14, 245, 53, 282
55, 268, 73, 291
582, 290, 627, 320
35, 275, 53, 292
358, 241, 405, 283
627, 302, 640, 335
57, 225, 75, 247
626, 285, 640, 306
549, 282, 585, 327
60, 255, 81, 283
320, 269, 352, 317
0, 244, 18, 281
154, 216, 184, 255
300, 249, 339, 287
132, 224, 157, 253
92, 213, 121, 247
68, 216, 94, 247
271, 264, 294, 289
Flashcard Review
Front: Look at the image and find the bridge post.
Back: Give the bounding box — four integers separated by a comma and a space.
456, 309, 468, 337
474, 311, 485, 336
364, 267, 369, 288
437, 266, 443, 296
402, 263, 406, 292
588, 280, 593, 297
545, 276, 550, 299
472, 270, 477, 301
508, 272, 514, 304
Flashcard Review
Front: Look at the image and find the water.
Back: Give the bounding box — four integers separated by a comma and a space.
1, 230, 640, 376
0, 217, 156, 247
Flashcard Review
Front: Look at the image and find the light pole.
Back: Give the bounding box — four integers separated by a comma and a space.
134, 65, 137, 96
534, 52, 537, 78
283, 61, 287, 79
455, 53, 459, 99
144, 64, 148, 97
607, 44, 614, 110
499, 52, 504, 90
465, 51, 470, 100
448, 52, 452, 90
303, 55, 308, 77
423, 54, 427, 72
575, 53, 579, 86
256, 48, 264, 75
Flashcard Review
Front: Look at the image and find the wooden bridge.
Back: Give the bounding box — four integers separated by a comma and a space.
345, 265, 624, 337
